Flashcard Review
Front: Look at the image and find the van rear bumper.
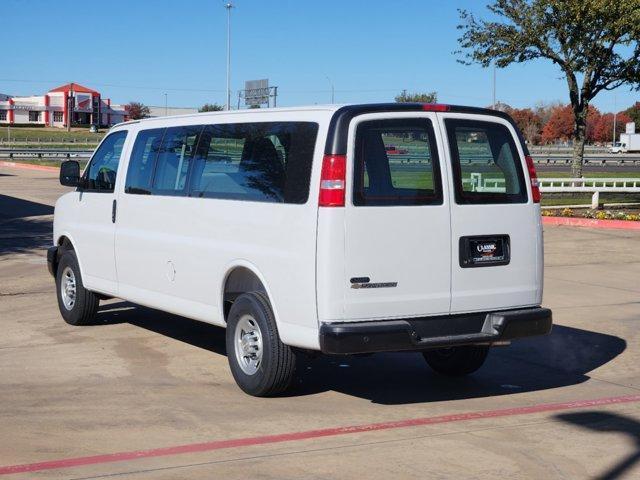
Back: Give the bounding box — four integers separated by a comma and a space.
319, 307, 552, 355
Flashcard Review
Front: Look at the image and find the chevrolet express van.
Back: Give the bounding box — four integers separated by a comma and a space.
48, 103, 552, 396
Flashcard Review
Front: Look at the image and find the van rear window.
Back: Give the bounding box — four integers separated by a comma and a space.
445, 119, 527, 204
353, 118, 442, 206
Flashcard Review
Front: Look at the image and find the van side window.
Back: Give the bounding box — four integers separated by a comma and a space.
445, 119, 527, 204
353, 118, 442, 206
190, 122, 318, 204
125, 128, 164, 195
152, 126, 203, 194
84, 130, 127, 192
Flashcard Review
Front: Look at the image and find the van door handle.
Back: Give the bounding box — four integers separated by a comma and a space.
112, 199, 117, 223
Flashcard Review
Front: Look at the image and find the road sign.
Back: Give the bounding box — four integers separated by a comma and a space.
244, 79, 270, 107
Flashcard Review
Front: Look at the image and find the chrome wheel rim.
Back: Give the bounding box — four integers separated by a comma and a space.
60, 266, 77, 311
234, 314, 263, 375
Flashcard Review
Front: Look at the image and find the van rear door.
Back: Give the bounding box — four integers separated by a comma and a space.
439, 114, 542, 313
341, 112, 452, 320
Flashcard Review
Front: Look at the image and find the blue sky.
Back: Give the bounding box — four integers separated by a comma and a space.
1, 0, 637, 111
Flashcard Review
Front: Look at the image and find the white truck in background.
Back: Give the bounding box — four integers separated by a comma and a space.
610, 123, 640, 153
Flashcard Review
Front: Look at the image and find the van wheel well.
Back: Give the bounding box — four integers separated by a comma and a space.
223, 267, 267, 321
58, 236, 74, 253
51, 236, 74, 274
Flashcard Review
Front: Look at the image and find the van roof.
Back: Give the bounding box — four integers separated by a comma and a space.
118, 102, 508, 126
114, 103, 524, 153
117, 104, 342, 127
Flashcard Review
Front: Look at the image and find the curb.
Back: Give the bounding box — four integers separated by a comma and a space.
0, 161, 59, 172
543, 216, 640, 231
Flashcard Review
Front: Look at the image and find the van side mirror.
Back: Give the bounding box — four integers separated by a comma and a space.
60, 160, 81, 187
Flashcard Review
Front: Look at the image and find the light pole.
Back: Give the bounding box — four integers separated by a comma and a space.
164, 93, 168, 116
224, 2, 234, 110
612, 93, 618, 146
326, 76, 335, 104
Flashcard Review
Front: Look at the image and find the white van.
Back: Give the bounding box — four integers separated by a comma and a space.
48, 103, 552, 396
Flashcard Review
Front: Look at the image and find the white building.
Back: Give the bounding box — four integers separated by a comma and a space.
0, 83, 199, 128
0, 83, 127, 128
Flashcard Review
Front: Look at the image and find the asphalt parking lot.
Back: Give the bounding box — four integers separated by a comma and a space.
1, 164, 640, 479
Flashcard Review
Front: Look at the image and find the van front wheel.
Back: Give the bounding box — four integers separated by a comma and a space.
55, 250, 99, 326
226, 292, 296, 396
423, 345, 489, 376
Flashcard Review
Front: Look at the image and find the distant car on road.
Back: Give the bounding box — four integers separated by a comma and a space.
385, 145, 408, 155
609, 142, 627, 154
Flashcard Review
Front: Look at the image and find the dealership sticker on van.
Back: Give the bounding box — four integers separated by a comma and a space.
459, 235, 510, 268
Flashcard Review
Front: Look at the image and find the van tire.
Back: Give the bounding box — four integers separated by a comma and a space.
55, 250, 100, 326
226, 292, 296, 396
423, 345, 489, 376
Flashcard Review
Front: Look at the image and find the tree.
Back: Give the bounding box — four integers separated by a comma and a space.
506, 107, 542, 144
534, 100, 564, 126
125, 102, 150, 120
592, 112, 633, 143
457, 0, 640, 177
491, 101, 512, 112
585, 105, 602, 142
541, 105, 574, 143
395, 90, 438, 103
199, 103, 224, 112
625, 102, 640, 126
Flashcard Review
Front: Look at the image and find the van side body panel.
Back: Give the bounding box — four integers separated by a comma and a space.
113, 111, 331, 349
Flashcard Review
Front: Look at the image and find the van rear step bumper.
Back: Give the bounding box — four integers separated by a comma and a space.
319, 307, 552, 355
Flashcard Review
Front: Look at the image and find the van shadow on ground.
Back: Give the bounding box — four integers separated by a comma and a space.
556, 411, 640, 480
0, 194, 53, 256
96, 301, 626, 405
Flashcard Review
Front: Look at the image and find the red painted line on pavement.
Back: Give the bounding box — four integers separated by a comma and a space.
1, 393, 639, 476
0, 161, 59, 172
543, 216, 640, 231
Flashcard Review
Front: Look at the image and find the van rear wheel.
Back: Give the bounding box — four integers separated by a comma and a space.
226, 292, 296, 396
423, 345, 489, 376
55, 250, 99, 326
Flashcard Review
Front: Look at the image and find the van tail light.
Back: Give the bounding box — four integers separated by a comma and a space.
525, 155, 541, 203
319, 154, 346, 207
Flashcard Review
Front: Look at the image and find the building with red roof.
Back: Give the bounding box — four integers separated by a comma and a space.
0, 82, 127, 128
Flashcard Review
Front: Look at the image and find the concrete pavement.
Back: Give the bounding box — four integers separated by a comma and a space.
1, 164, 640, 479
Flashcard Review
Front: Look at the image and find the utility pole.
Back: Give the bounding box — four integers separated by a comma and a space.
224, 2, 234, 111
326, 76, 335, 104
67, 83, 74, 132
164, 93, 168, 116
612, 93, 618, 146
